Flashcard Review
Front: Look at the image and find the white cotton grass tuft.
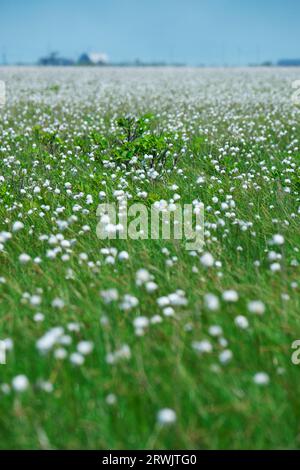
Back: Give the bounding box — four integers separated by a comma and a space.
106, 344, 131, 364
51, 297, 65, 309
36, 380, 54, 393
247, 300, 265, 315
118, 250, 129, 261
36, 327, 64, 353
157, 290, 188, 309
70, 352, 85, 365
34, 312, 45, 322
100, 288, 119, 303
192, 340, 212, 353
222, 290, 239, 302
204, 293, 220, 311
208, 325, 223, 337
77, 341, 94, 355
253, 372, 270, 385
151, 314, 163, 324
30, 295, 41, 306
157, 408, 177, 425
12, 221, 24, 232
200, 252, 214, 268
133, 316, 149, 335
234, 315, 249, 329
2, 338, 13, 351
19, 253, 31, 264
106, 393, 117, 405
162, 306, 175, 317
270, 262, 281, 272
270, 234, 285, 245
120, 294, 139, 311
54, 348, 67, 360
12, 375, 29, 392
135, 268, 152, 286
145, 281, 158, 293
219, 349, 233, 364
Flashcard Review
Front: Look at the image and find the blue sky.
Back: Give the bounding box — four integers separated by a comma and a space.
1, 0, 300, 65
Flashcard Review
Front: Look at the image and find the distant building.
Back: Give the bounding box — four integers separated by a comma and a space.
38, 52, 74, 66
278, 59, 300, 66
78, 52, 108, 65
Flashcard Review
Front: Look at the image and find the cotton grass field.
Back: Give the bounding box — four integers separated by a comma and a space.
0, 66, 300, 449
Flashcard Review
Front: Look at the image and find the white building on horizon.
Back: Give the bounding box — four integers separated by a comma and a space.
78, 52, 109, 65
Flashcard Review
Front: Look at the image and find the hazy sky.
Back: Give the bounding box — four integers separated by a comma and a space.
1, 0, 300, 65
